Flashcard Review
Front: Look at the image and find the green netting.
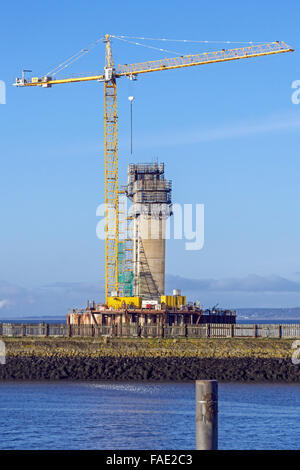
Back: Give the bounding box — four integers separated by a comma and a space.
123, 286, 133, 296
118, 271, 133, 283
123, 271, 134, 283
118, 270, 134, 297
118, 242, 124, 254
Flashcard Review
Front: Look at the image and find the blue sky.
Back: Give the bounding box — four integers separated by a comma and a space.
0, 0, 300, 315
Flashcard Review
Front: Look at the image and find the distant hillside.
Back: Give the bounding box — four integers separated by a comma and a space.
237, 307, 300, 321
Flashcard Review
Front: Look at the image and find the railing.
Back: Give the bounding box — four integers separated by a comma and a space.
1, 323, 300, 338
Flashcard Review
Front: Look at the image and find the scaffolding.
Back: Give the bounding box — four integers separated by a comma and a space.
117, 193, 134, 297
126, 162, 172, 297
127, 163, 172, 206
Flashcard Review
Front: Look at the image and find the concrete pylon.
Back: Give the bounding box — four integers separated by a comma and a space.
138, 214, 166, 296
127, 163, 172, 298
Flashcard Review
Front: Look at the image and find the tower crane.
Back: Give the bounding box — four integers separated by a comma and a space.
14, 35, 293, 302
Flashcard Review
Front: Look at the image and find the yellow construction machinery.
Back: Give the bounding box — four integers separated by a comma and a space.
14, 35, 293, 303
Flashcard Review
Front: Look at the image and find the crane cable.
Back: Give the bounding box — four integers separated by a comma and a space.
111, 35, 184, 56
46, 50, 89, 77
113, 35, 268, 45
45, 36, 103, 77
44, 34, 271, 78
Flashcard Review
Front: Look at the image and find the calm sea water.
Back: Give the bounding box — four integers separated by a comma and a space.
0, 382, 299, 450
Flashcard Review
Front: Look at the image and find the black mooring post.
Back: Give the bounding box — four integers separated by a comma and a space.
196, 380, 218, 450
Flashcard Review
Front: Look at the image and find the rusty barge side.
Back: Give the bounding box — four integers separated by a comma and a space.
67, 302, 236, 327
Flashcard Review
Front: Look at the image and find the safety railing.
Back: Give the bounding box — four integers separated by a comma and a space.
1, 323, 300, 338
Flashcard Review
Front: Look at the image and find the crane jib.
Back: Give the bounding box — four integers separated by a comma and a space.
14, 41, 293, 88
117, 41, 293, 77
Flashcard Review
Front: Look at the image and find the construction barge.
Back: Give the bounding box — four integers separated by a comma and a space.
67, 296, 236, 328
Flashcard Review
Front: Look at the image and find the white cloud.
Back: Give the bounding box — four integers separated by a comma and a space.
31, 111, 300, 159
1, 274, 300, 318
188, 113, 300, 144
135, 111, 300, 148
0, 280, 105, 318
166, 273, 300, 293
0, 299, 11, 310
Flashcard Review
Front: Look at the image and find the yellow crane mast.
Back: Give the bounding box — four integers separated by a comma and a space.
104, 36, 118, 302
14, 36, 293, 302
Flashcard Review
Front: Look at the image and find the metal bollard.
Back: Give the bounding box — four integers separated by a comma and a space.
196, 380, 218, 450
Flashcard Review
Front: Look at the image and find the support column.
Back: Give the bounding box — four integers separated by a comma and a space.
196, 380, 218, 450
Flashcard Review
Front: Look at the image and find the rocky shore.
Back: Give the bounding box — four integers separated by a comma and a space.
0, 337, 299, 382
